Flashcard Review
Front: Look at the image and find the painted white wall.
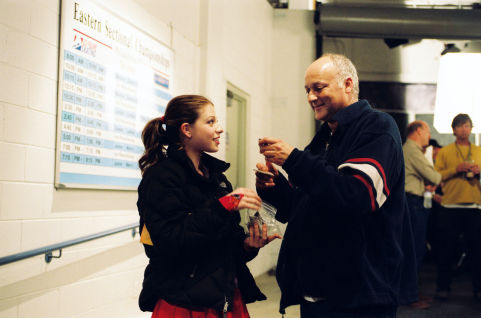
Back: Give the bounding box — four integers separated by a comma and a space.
270, 10, 316, 148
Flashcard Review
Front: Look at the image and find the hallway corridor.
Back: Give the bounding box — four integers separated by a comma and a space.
247, 262, 481, 317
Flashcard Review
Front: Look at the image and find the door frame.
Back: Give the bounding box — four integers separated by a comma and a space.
226, 83, 249, 188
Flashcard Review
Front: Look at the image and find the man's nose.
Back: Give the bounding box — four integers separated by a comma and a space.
307, 91, 317, 102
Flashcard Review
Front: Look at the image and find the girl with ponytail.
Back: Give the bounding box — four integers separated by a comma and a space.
137, 95, 280, 317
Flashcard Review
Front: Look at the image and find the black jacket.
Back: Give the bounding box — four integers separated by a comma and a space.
259, 100, 418, 313
137, 148, 266, 312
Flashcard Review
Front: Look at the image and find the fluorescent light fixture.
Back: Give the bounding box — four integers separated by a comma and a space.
433, 53, 481, 133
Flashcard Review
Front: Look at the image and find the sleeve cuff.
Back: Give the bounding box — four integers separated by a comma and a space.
219, 194, 244, 211
282, 148, 301, 171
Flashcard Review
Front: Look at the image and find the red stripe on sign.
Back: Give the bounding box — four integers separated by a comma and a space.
73, 28, 112, 49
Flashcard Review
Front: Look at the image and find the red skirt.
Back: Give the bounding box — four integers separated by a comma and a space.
151, 288, 250, 318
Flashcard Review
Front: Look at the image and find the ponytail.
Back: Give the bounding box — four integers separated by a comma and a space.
138, 117, 168, 175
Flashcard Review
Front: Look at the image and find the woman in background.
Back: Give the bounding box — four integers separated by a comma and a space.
137, 95, 280, 317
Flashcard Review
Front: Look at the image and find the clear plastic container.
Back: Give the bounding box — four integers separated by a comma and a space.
245, 201, 281, 236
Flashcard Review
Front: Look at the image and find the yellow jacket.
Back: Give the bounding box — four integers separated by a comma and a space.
435, 142, 481, 206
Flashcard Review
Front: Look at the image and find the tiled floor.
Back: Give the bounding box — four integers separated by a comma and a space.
247, 262, 481, 318
397, 262, 481, 318
246, 271, 299, 318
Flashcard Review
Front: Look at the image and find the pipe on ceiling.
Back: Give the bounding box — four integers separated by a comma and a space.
317, 5, 481, 40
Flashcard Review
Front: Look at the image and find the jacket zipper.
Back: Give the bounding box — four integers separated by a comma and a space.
189, 264, 197, 278
223, 296, 229, 318
325, 130, 333, 151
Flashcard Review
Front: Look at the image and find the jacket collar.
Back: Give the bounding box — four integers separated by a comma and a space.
167, 146, 230, 176
306, 100, 372, 152
331, 99, 371, 129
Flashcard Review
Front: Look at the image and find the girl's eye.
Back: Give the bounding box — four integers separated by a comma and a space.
208, 119, 215, 125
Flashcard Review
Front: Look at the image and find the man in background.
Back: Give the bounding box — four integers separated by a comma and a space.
403, 120, 442, 309
434, 114, 481, 301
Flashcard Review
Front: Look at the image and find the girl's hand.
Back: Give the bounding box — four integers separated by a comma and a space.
229, 188, 262, 211
219, 188, 262, 211
244, 223, 282, 251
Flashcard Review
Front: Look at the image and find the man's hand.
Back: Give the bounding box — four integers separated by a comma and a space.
470, 164, 480, 175
259, 137, 294, 166
255, 162, 278, 189
433, 194, 443, 204
456, 161, 474, 173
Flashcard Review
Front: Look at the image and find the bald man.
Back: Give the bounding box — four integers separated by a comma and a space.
403, 120, 441, 309
256, 54, 417, 317
404, 121, 441, 269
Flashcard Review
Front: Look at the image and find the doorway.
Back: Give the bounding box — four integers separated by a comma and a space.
225, 86, 247, 189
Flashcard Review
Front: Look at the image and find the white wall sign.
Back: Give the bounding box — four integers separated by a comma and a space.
55, 0, 174, 189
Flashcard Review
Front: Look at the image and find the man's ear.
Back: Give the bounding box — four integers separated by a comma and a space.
180, 123, 192, 139
344, 77, 353, 93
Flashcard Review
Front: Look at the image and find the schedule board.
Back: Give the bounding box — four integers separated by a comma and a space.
55, 0, 173, 189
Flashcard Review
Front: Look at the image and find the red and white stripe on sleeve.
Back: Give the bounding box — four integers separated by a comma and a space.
338, 158, 390, 211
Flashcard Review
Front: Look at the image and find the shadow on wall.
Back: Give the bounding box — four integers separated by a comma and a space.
0, 241, 144, 311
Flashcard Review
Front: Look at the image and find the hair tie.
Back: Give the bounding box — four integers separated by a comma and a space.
160, 116, 165, 124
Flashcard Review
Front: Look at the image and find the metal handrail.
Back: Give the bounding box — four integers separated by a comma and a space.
0, 222, 139, 266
